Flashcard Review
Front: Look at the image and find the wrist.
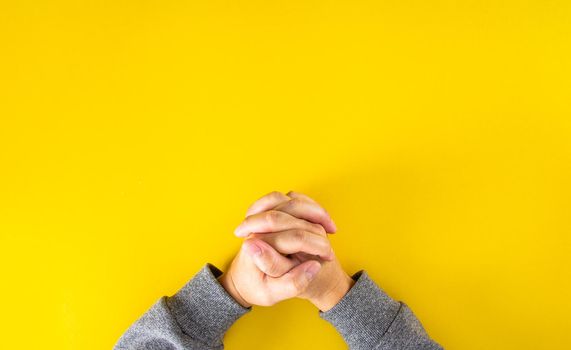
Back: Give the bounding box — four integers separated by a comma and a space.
310, 272, 354, 312
218, 272, 251, 308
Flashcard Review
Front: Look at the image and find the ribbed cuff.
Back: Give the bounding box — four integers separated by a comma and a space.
320, 271, 401, 350
166, 264, 250, 347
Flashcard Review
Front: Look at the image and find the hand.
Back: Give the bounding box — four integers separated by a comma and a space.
226, 191, 355, 311
219, 193, 334, 307
218, 237, 324, 307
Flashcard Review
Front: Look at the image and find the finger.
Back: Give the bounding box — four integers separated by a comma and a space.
242, 239, 296, 277
286, 191, 337, 233
266, 260, 321, 301
246, 191, 290, 217
234, 210, 326, 237
245, 191, 336, 233
274, 198, 337, 233
286, 191, 318, 203
250, 230, 334, 261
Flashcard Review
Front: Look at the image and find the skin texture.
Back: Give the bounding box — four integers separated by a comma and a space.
219, 191, 354, 311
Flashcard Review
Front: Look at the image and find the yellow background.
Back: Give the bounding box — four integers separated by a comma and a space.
1, 1, 570, 349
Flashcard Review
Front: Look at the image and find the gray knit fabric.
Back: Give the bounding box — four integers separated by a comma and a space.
114, 264, 442, 349
320, 271, 442, 349
114, 264, 249, 350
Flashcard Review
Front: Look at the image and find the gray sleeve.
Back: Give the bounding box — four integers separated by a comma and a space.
114, 264, 250, 350
320, 271, 443, 350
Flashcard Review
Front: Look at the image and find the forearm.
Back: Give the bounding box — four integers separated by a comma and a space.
320, 271, 442, 350
114, 264, 250, 350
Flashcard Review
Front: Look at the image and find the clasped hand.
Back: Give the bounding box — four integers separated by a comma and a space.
219, 191, 354, 312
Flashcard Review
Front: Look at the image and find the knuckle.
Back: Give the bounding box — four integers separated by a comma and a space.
319, 239, 332, 256
266, 255, 280, 276
293, 230, 307, 244
268, 190, 282, 197
321, 237, 332, 250
286, 198, 303, 208
266, 191, 283, 201
265, 210, 281, 227
291, 276, 305, 294
311, 223, 326, 235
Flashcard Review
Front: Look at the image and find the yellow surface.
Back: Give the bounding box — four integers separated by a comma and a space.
1, 1, 570, 349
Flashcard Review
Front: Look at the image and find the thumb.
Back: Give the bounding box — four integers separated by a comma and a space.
266, 260, 321, 302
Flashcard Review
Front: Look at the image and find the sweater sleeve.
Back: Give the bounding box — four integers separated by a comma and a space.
320, 271, 443, 350
114, 264, 250, 350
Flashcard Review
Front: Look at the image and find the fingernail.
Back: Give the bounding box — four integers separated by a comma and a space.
305, 263, 321, 280
243, 242, 262, 257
